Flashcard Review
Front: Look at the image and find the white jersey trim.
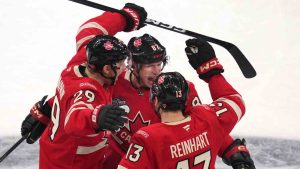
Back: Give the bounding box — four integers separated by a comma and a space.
64, 101, 94, 127
163, 116, 191, 125
76, 22, 109, 51
74, 65, 83, 78
117, 165, 127, 169
76, 138, 108, 155
76, 35, 94, 51
217, 94, 243, 121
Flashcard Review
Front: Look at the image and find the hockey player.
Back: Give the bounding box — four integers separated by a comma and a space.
38, 35, 129, 169
21, 36, 255, 169
21, 3, 148, 169
117, 39, 253, 169
102, 34, 201, 168
104, 34, 255, 169
21, 4, 255, 168
21, 2, 148, 143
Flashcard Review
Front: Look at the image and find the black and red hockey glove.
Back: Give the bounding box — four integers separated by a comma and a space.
91, 104, 128, 132
118, 3, 147, 32
222, 138, 256, 169
21, 95, 51, 144
185, 38, 224, 80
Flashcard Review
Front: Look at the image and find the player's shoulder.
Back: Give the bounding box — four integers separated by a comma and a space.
114, 70, 132, 91
116, 70, 130, 84
186, 80, 197, 91
132, 123, 165, 140
186, 79, 195, 86
188, 105, 217, 122
60, 65, 103, 93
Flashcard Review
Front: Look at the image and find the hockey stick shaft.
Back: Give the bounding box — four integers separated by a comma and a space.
0, 134, 27, 163
68, 0, 256, 78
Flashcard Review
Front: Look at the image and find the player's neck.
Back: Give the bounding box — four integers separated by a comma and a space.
130, 71, 148, 89
85, 68, 105, 86
160, 110, 185, 123
130, 71, 142, 88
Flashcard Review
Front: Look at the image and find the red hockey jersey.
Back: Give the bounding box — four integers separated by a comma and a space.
108, 70, 201, 156
39, 11, 128, 169
39, 64, 113, 169
118, 75, 245, 169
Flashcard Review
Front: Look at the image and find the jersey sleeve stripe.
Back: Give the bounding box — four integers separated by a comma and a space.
76, 138, 108, 155
77, 22, 109, 35
217, 95, 243, 121
117, 165, 128, 169
64, 101, 94, 126
231, 94, 245, 105
76, 22, 109, 51
76, 35, 95, 51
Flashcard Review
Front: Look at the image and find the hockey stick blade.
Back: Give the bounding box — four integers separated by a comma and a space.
0, 135, 27, 163
226, 45, 257, 78
68, 0, 257, 78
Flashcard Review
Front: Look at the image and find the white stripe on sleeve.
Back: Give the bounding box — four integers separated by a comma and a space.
64, 101, 94, 127
76, 138, 107, 154
117, 165, 128, 169
76, 22, 109, 51
217, 94, 243, 121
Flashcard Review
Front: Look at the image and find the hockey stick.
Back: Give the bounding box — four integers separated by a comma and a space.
0, 134, 28, 163
68, 0, 256, 78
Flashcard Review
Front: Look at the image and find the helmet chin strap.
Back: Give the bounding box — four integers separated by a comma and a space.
99, 64, 117, 86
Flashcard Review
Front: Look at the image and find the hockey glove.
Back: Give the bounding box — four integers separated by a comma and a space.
185, 38, 224, 80
92, 104, 128, 132
222, 138, 256, 169
21, 95, 51, 144
118, 3, 147, 32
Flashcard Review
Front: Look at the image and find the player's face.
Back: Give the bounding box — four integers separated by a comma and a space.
139, 61, 163, 88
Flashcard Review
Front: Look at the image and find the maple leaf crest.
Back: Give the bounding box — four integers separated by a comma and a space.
103, 41, 113, 50
124, 111, 150, 132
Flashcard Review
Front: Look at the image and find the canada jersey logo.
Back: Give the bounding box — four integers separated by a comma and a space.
124, 111, 150, 132
133, 38, 142, 47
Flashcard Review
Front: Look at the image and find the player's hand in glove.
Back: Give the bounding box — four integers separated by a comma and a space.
222, 138, 256, 169
92, 104, 128, 132
21, 95, 51, 144
185, 38, 224, 80
118, 3, 147, 32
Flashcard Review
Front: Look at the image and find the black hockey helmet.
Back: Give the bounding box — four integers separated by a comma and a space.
127, 34, 167, 68
87, 35, 129, 72
150, 72, 189, 111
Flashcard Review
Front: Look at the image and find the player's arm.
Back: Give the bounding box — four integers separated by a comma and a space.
117, 131, 150, 169
186, 81, 202, 108
63, 89, 128, 137
186, 78, 254, 169
184, 38, 245, 133
184, 41, 254, 168
75, 3, 147, 52
67, 3, 147, 67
